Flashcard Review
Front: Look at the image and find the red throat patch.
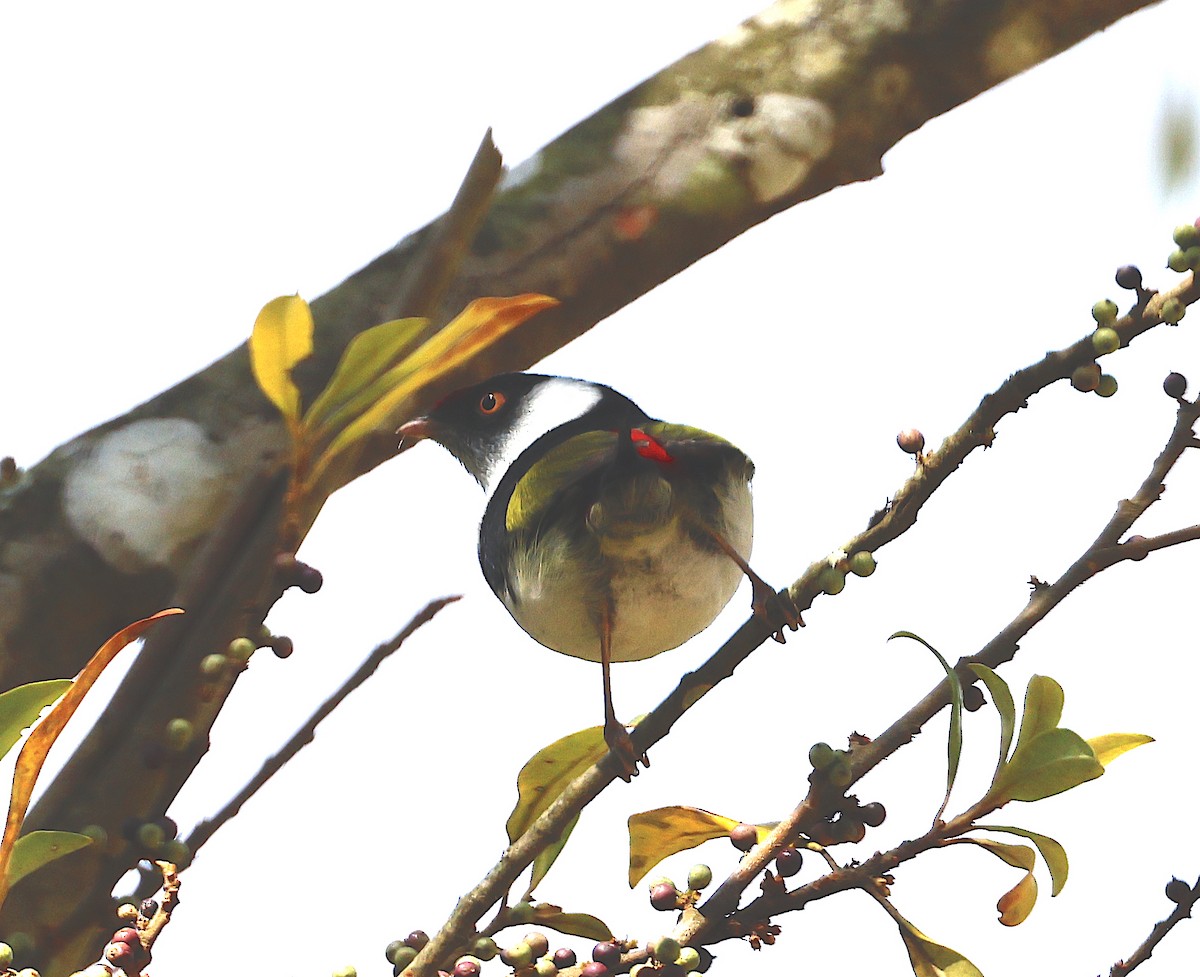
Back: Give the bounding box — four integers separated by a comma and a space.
629, 427, 673, 463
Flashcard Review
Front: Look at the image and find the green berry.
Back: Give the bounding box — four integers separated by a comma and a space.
687, 863, 713, 890
160, 838, 191, 867
1095, 374, 1118, 398
332, 967, 357, 977
523, 933, 549, 959
1091, 299, 1118, 324
0, 943, 13, 970
470, 937, 497, 961
534, 959, 558, 977
1172, 223, 1200, 249
165, 717, 194, 752
1070, 363, 1101, 392
651, 937, 681, 964
1168, 249, 1191, 273
389, 946, 418, 970
199, 653, 227, 678
136, 822, 165, 852
1091, 327, 1120, 355
227, 636, 256, 662
1161, 298, 1186, 324
677, 947, 701, 973
848, 551, 876, 577
818, 567, 846, 595
808, 742, 837, 769
80, 824, 108, 849
501, 942, 534, 969
828, 757, 853, 788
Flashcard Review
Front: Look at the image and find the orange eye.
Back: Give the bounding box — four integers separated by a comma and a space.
479, 390, 506, 414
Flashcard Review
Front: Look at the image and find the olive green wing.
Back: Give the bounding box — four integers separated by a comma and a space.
506, 430, 618, 533
640, 421, 755, 480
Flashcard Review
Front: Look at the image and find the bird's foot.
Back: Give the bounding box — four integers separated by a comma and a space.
750, 578, 803, 643
604, 719, 648, 782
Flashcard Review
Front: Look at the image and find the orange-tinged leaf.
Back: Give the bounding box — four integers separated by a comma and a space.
1087, 732, 1154, 766
0, 680, 73, 758
307, 294, 558, 489
894, 911, 985, 977
980, 825, 1069, 895
7, 830, 92, 886
997, 870, 1038, 926
304, 316, 429, 435
628, 807, 768, 888
250, 294, 314, 423
507, 724, 607, 891
0, 608, 182, 910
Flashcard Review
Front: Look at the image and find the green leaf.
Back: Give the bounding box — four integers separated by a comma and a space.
889, 632, 963, 821
988, 728, 1103, 804
249, 295, 314, 423
1087, 733, 1154, 766
1012, 675, 1063, 758
996, 871, 1038, 926
979, 825, 1069, 896
303, 316, 429, 436
506, 724, 608, 891
0, 680, 72, 759
946, 837, 1035, 872
894, 910, 985, 977
628, 807, 769, 888
967, 663, 1015, 785
531, 908, 613, 943
7, 830, 92, 886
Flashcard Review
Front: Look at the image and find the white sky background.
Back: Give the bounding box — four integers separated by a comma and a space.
3, 2, 1200, 977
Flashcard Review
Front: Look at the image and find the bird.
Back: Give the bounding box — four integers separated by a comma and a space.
397, 372, 799, 779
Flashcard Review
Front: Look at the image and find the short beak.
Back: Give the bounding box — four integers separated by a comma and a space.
396, 416, 434, 454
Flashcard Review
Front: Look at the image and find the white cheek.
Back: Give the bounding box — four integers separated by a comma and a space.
478, 378, 604, 493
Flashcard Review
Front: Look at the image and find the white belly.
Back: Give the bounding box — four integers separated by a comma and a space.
502, 482, 753, 662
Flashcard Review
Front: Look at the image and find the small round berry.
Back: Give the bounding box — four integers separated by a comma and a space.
1164, 372, 1188, 398
115, 903, 139, 922
111, 927, 140, 947
297, 564, 324, 594
139, 897, 158, 919
0, 943, 12, 970
859, 801, 887, 827
333, 967, 358, 977
808, 742, 837, 770
508, 902, 534, 925
80, 824, 108, 849
534, 959, 559, 977
452, 958, 481, 977
775, 846, 803, 877
1167, 249, 1191, 273
269, 635, 294, 659
730, 823, 758, 852
523, 932, 550, 959
630, 966, 651, 977
136, 822, 164, 852
1095, 374, 1118, 398
963, 684, 986, 712
199, 653, 227, 678
591, 942, 622, 969
1161, 297, 1186, 324
552, 948, 578, 969
388, 945, 417, 969
1173, 223, 1200, 249
836, 817, 867, 844
160, 838, 191, 868
896, 428, 925, 455
827, 757, 853, 788
405, 931, 430, 951
470, 937, 498, 961
650, 881, 679, 911
677, 946, 702, 972
227, 636, 256, 662
1070, 363, 1101, 392
580, 964, 610, 977
848, 551, 876, 577
1166, 878, 1192, 904
818, 567, 846, 596
687, 864, 713, 891
1091, 299, 1119, 324
165, 717, 195, 753
500, 941, 534, 969
651, 936, 681, 964
1115, 265, 1143, 290
105, 942, 137, 967
1091, 327, 1120, 355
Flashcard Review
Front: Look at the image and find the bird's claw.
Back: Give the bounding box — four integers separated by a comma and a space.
751, 580, 803, 643
604, 721, 648, 782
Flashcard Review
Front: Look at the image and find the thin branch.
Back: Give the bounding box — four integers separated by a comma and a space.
1108, 877, 1200, 977
182, 595, 461, 861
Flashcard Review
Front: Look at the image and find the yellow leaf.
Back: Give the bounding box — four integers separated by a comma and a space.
627, 807, 767, 888
895, 911, 985, 977
1087, 732, 1154, 767
250, 294, 314, 423
306, 293, 558, 490
997, 871, 1038, 926
0, 609, 183, 910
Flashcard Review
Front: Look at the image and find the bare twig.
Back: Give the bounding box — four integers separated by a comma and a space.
1107, 876, 1200, 977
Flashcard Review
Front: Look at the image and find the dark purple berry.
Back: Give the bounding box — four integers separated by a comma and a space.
453, 960, 481, 977
730, 822, 758, 852
270, 635, 294, 659
859, 802, 887, 827
405, 931, 430, 951
581, 964, 610, 977
298, 564, 324, 593
139, 898, 158, 919
1166, 878, 1192, 904
650, 881, 679, 911
553, 949, 578, 969
591, 942, 622, 968
1164, 372, 1188, 398
1115, 265, 1143, 290
775, 846, 803, 877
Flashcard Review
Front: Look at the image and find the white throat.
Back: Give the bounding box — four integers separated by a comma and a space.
477, 377, 604, 494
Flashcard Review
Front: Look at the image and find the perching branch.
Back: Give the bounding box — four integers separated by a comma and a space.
1109, 876, 1200, 976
